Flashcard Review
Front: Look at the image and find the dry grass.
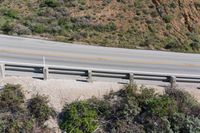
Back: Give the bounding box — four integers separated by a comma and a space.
0, 0, 199, 52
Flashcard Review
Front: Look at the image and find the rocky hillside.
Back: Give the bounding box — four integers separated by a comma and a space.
0, 0, 200, 52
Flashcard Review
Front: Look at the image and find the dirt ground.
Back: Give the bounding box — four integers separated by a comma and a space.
0, 76, 200, 132
1, 76, 200, 111
0, 77, 123, 112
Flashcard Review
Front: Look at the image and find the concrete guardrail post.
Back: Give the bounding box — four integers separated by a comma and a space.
129, 73, 134, 85
170, 76, 176, 89
87, 70, 93, 82
0, 64, 5, 78
43, 67, 49, 80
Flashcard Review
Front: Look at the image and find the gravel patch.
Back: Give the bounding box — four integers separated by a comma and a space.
0, 76, 123, 112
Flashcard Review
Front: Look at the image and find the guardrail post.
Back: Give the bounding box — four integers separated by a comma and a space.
129, 73, 134, 85
87, 70, 92, 82
170, 76, 176, 89
0, 64, 5, 78
43, 67, 49, 80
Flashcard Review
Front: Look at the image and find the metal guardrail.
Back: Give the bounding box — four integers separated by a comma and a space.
0, 61, 200, 88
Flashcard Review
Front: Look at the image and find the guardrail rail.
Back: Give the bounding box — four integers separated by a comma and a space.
0, 62, 200, 88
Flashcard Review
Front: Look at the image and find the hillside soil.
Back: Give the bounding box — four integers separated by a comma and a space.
0, 0, 199, 52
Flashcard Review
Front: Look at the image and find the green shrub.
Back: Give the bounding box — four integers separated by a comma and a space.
164, 38, 181, 50
28, 94, 55, 124
163, 15, 173, 23
94, 85, 141, 132
59, 84, 200, 132
117, 85, 141, 117
42, 0, 60, 7
12, 24, 32, 35
58, 18, 74, 30
88, 97, 111, 118
59, 101, 98, 133
3, 9, 19, 19
92, 22, 116, 32
170, 113, 200, 133
0, 84, 55, 132
189, 34, 200, 51
0, 84, 24, 113
117, 0, 126, 4
104, 22, 117, 32
169, 2, 177, 8
4, 116, 34, 133
1, 21, 14, 34
137, 86, 158, 106
141, 116, 173, 133
116, 91, 140, 119
0, 84, 35, 132
146, 96, 177, 117
0, 0, 199, 53
190, 42, 200, 51
32, 24, 45, 33
165, 89, 200, 117
0, 120, 5, 133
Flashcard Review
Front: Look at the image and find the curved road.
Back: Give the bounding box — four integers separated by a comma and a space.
0, 35, 200, 76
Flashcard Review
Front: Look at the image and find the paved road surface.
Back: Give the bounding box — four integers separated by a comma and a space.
0, 35, 200, 76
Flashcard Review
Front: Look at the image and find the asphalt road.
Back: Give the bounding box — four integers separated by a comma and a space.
0, 35, 200, 76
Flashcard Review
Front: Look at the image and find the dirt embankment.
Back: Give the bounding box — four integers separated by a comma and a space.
0, 0, 199, 52
0, 77, 123, 112
0, 77, 200, 111
0, 76, 200, 132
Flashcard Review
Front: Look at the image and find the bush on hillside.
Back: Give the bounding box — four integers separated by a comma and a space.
12, 24, 32, 35
28, 94, 55, 124
1, 21, 14, 34
165, 88, 200, 117
41, 0, 60, 8
31, 24, 45, 33
59, 84, 200, 133
170, 113, 200, 132
0, 0, 200, 53
0, 84, 33, 132
3, 9, 19, 19
0, 84, 55, 132
190, 42, 200, 51
146, 96, 177, 117
59, 101, 99, 133
0, 84, 25, 113
163, 15, 173, 23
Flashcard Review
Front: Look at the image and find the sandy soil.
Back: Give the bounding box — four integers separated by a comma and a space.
1, 77, 199, 110
0, 77, 124, 112
0, 76, 199, 132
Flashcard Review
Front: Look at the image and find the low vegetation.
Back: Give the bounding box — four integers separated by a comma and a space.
28, 94, 55, 125
59, 84, 200, 133
0, 84, 55, 132
1, 83, 200, 132
0, 0, 199, 52
59, 101, 99, 133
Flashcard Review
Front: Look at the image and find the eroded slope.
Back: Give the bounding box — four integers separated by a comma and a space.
0, 0, 199, 52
